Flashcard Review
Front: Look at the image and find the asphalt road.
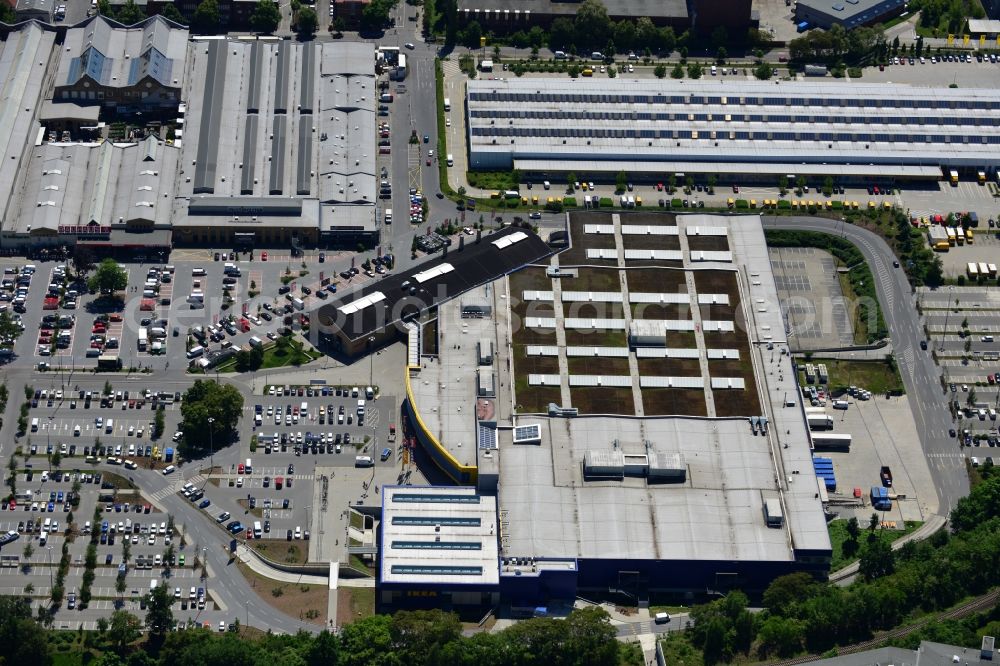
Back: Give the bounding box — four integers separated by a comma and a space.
762, 215, 969, 514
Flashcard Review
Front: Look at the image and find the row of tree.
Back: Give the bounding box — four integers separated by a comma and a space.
681, 463, 1000, 664
0, 600, 640, 666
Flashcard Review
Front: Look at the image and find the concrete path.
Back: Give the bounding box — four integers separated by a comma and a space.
612, 214, 645, 416
549, 255, 574, 408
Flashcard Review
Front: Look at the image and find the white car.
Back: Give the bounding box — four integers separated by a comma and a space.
404, 42, 415, 49
162, 465, 176, 475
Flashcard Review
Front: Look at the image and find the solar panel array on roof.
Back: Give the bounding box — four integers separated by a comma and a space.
697, 293, 730, 305
703, 320, 735, 332
584, 224, 615, 234
706, 348, 740, 359
512, 424, 541, 444
478, 424, 498, 450
528, 374, 562, 385
521, 290, 554, 301
563, 318, 627, 329
686, 226, 728, 236
413, 263, 455, 283
710, 377, 746, 389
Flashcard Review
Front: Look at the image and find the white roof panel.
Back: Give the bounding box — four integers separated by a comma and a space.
639, 376, 706, 388
413, 262, 455, 284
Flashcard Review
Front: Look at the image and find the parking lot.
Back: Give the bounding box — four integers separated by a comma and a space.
769, 247, 856, 349
796, 379, 939, 524
0, 463, 224, 618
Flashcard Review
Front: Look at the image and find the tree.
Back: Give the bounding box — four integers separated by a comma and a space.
670, 62, 684, 78
331, 16, 346, 34
153, 407, 165, 440
0, 597, 51, 665
615, 170, 627, 193
250, 0, 281, 33
115, 573, 127, 602
116, 0, 145, 24
757, 616, 805, 657
573, 0, 611, 51
0, 2, 16, 22
846, 516, 860, 541
159, 3, 186, 24
950, 474, 1000, 532
754, 61, 773, 80
686, 62, 702, 79
548, 17, 575, 50
70, 246, 96, 280
566, 171, 577, 194
297, 6, 318, 37
859, 536, 895, 580
654, 63, 667, 78
144, 584, 173, 646
716, 46, 727, 63
307, 630, 342, 666
762, 572, 816, 615
192, 0, 220, 33
179, 380, 245, 456
710, 25, 728, 51
460, 19, 482, 48
87, 259, 128, 295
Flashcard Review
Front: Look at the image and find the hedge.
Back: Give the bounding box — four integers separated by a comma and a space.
600, 197, 614, 208
735, 199, 749, 209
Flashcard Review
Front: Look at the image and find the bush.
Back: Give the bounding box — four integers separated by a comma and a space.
832, 201, 844, 210
848, 67, 862, 78
777, 200, 791, 210
599, 197, 614, 208
735, 199, 749, 209
562, 197, 577, 207
671, 198, 683, 208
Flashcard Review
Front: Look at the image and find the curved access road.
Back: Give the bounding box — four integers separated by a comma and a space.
761, 216, 969, 515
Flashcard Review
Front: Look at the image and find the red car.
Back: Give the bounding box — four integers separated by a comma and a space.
238, 463, 245, 474
261, 251, 268, 261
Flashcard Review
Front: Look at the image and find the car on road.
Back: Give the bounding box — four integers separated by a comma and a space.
216, 512, 230, 523
950, 428, 957, 437
162, 465, 176, 475
381, 447, 392, 461
920, 340, 928, 350
404, 42, 415, 49
199, 499, 211, 509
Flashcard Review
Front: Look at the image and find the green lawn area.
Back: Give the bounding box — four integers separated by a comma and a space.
261, 340, 320, 368
216, 338, 321, 372
800, 358, 905, 395
828, 519, 922, 572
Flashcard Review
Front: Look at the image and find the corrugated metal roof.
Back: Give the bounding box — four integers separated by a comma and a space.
623, 249, 682, 260
711, 377, 747, 389
561, 291, 624, 303
635, 347, 699, 358
629, 292, 691, 304
703, 320, 736, 332
621, 225, 678, 235
690, 251, 733, 262
565, 346, 630, 357
563, 318, 626, 329
586, 249, 618, 260
528, 374, 561, 385
639, 376, 705, 388
568, 375, 633, 387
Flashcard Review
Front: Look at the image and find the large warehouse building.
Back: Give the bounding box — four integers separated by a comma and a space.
465, 78, 1000, 183
384, 212, 832, 611
0, 20, 380, 252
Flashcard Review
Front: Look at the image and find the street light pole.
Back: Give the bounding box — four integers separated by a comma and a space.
368, 336, 375, 387
207, 417, 215, 472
